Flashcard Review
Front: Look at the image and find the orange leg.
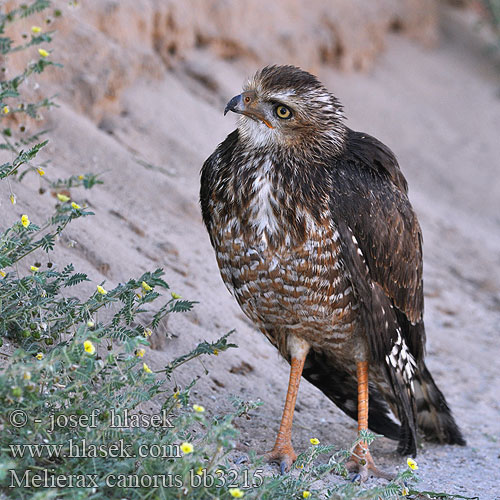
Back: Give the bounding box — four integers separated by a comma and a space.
265, 354, 306, 474
346, 361, 393, 482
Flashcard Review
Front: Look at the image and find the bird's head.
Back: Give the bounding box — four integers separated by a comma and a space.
224, 65, 346, 153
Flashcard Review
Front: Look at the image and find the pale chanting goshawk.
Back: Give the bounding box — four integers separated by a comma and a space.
200, 65, 465, 480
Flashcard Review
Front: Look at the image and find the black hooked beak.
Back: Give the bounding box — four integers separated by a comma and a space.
224, 94, 243, 116
223, 93, 274, 128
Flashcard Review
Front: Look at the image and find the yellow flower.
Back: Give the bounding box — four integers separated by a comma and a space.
229, 488, 244, 498
57, 193, 70, 202
30, 265, 39, 272
9, 194, 15, 204
87, 320, 95, 328
401, 486, 409, 496
303, 492, 311, 499
173, 391, 179, 399
78, 174, 84, 180
31, 26, 42, 33
296, 463, 304, 469
37, 167, 45, 176
141, 281, 152, 291
310, 438, 320, 445
143, 328, 152, 338
21, 214, 30, 228
143, 363, 152, 374
0, 270, 6, 278
3, 105, 9, 114
38, 48, 49, 57
83, 340, 95, 355
23, 372, 31, 380
171, 292, 182, 299
193, 404, 205, 413
180, 442, 193, 454
71, 202, 81, 209
35, 352, 44, 360
135, 348, 146, 358
213, 349, 219, 356
196, 467, 204, 475
407, 458, 418, 470
96, 285, 107, 295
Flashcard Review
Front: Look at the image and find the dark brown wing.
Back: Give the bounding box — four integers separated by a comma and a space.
329, 129, 426, 454
330, 128, 425, 362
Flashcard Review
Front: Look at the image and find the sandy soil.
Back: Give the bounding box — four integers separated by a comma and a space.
1, 4, 499, 499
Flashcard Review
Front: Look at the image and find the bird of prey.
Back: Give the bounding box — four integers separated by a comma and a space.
200, 65, 465, 480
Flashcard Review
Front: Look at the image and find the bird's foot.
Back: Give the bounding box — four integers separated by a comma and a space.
346, 444, 393, 483
264, 442, 297, 474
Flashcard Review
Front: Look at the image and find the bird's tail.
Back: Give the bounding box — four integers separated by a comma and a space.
302, 350, 401, 442
301, 350, 465, 453
413, 361, 466, 445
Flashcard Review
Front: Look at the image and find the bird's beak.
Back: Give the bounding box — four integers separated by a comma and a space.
224, 94, 244, 116
224, 93, 274, 129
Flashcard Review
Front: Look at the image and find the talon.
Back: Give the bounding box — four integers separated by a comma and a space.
349, 472, 361, 483
345, 442, 394, 482
280, 461, 287, 475
234, 454, 248, 465
264, 443, 297, 473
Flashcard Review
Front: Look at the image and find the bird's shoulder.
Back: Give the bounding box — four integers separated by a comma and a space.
340, 128, 408, 193
201, 129, 240, 178
200, 129, 240, 231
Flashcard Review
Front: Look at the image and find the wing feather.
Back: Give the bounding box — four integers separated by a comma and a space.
330, 129, 425, 362
200, 129, 240, 242
329, 129, 424, 454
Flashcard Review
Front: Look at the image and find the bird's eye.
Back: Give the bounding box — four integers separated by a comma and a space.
275, 105, 292, 119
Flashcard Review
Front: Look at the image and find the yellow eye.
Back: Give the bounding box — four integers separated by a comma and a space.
275, 105, 292, 119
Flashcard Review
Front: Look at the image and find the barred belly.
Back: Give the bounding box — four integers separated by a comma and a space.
214, 217, 361, 356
